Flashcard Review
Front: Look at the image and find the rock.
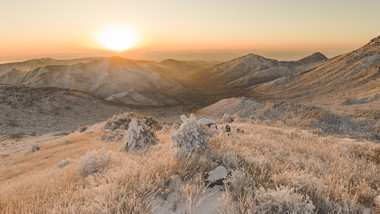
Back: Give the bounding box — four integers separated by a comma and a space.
171, 114, 215, 155
64, 140, 73, 144
0, 154, 9, 158
206, 166, 228, 187
79, 126, 88, 133
172, 123, 180, 130
118, 119, 157, 152
248, 115, 256, 123
198, 118, 216, 126
222, 113, 233, 123
233, 115, 245, 123
30, 145, 40, 153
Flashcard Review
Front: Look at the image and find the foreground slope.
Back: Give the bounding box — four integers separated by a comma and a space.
0, 113, 379, 213
198, 97, 379, 141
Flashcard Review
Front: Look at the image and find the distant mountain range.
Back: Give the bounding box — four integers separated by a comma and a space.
1, 36, 379, 108
186, 52, 327, 92
0, 57, 214, 106
0, 52, 327, 106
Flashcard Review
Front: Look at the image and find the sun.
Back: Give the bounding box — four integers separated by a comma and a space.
96, 25, 139, 51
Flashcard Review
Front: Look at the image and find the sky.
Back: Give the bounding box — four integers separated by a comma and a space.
1, 0, 379, 62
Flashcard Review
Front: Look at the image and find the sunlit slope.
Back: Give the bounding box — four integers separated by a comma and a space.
0, 57, 217, 106
187, 52, 327, 92
251, 36, 380, 103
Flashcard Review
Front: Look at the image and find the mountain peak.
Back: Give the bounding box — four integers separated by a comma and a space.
298, 52, 327, 64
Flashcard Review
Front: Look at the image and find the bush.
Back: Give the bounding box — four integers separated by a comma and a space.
102, 112, 162, 142
118, 119, 157, 152
171, 114, 214, 155
56, 158, 73, 168
254, 187, 315, 214
78, 149, 111, 177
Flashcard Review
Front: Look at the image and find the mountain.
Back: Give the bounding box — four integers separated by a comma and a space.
157, 59, 216, 80
0, 57, 186, 106
0, 57, 218, 106
187, 52, 327, 92
0, 57, 97, 73
250, 36, 380, 108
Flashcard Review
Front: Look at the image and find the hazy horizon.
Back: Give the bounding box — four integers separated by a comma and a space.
1, 0, 379, 63
0, 44, 368, 64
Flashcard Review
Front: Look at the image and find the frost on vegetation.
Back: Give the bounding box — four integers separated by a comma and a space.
222, 151, 239, 169
101, 112, 161, 142
78, 149, 111, 177
222, 113, 233, 123
179, 175, 208, 213
254, 187, 316, 214
171, 114, 215, 155
56, 158, 73, 169
118, 119, 157, 152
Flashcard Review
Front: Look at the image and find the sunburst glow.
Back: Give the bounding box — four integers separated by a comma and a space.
96, 25, 139, 51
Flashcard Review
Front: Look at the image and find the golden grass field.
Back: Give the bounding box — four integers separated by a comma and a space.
1, 120, 379, 213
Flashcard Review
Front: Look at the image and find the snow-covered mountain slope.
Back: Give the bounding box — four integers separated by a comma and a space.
251, 36, 380, 104
0, 57, 188, 106
0, 57, 97, 73
187, 52, 327, 91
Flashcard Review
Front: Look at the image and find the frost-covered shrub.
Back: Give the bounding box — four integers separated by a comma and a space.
271, 170, 367, 213
118, 119, 157, 152
101, 112, 161, 142
171, 114, 214, 155
222, 151, 239, 169
222, 113, 233, 123
56, 158, 73, 169
79, 149, 111, 177
254, 187, 315, 214
221, 171, 315, 214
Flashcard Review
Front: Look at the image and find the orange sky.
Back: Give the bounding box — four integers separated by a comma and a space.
1, 0, 379, 62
